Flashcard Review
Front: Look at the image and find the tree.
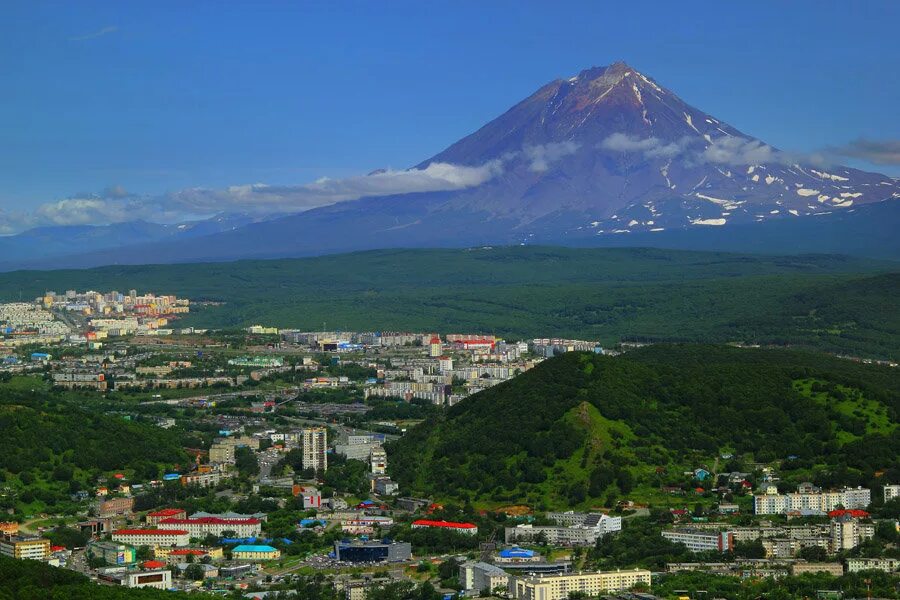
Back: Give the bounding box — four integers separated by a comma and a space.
797, 545, 828, 561
235, 446, 259, 478
733, 539, 765, 559
183, 563, 205, 581
135, 545, 152, 561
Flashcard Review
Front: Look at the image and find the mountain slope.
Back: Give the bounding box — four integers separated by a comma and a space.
414, 62, 899, 233
387, 345, 900, 509
0, 213, 261, 263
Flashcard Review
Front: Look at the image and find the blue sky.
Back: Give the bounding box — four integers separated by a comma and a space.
1, 0, 898, 227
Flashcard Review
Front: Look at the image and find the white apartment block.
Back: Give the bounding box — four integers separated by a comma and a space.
506, 514, 621, 547
157, 517, 261, 538
846, 557, 900, 573
512, 569, 651, 600
461, 561, 510, 595
753, 486, 871, 515
884, 484, 900, 503
662, 529, 735, 553
112, 529, 190, 547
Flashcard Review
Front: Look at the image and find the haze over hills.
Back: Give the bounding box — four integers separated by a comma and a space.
2, 62, 898, 269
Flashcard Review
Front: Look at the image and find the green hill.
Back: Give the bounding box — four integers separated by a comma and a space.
0, 383, 189, 514
0, 246, 896, 358
386, 345, 900, 510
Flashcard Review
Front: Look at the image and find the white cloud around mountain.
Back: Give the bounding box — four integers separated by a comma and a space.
1, 142, 587, 234
0, 160, 509, 234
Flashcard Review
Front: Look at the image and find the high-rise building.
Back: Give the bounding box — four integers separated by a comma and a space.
370, 445, 387, 475
302, 427, 328, 472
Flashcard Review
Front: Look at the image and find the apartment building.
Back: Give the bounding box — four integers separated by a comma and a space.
98, 497, 135, 518
370, 445, 387, 475
830, 515, 875, 551
302, 427, 328, 471
112, 529, 190, 547
512, 569, 652, 600
460, 561, 510, 595
884, 484, 900, 503
157, 517, 261, 538
146, 508, 187, 525
505, 514, 621, 547
0, 536, 51, 560
662, 529, 735, 553
753, 485, 871, 515
846, 557, 900, 573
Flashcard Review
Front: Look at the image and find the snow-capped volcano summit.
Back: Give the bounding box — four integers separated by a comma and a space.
416, 61, 898, 234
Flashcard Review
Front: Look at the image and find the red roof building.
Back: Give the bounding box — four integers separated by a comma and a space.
146, 508, 187, 525
158, 517, 261, 537
169, 549, 206, 556
411, 519, 478, 535
828, 509, 870, 519
142, 560, 167, 570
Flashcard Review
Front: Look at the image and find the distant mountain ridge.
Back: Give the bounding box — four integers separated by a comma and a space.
2, 61, 898, 268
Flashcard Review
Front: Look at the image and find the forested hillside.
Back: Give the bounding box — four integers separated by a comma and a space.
0, 247, 896, 358
387, 345, 900, 509
0, 556, 211, 600
0, 383, 188, 513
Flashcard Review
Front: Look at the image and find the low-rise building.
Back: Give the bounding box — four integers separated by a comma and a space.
98, 497, 135, 518
790, 562, 844, 577
0, 536, 50, 560
88, 541, 136, 565
112, 529, 190, 547
505, 514, 621, 547
511, 569, 652, 600
232, 544, 281, 561
121, 569, 172, 589
146, 508, 187, 525
846, 557, 900, 573
412, 519, 478, 535
333, 540, 412, 563
157, 517, 261, 538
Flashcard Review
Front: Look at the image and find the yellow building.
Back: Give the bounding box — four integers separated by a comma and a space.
232, 544, 281, 561
0, 536, 51, 560
513, 569, 651, 600
0, 523, 19, 536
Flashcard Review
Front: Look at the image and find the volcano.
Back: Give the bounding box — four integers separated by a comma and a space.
5, 62, 898, 269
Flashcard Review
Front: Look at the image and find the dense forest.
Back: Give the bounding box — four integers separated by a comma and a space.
387, 345, 900, 508
0, 556, 214, 600
0, 247, 896, 358
0, 385, 188, 512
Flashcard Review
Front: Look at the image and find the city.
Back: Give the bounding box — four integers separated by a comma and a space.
1, 3, 898, 599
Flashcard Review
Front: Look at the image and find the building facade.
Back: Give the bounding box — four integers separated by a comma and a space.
302, 427, 328, 472
512, 569, 652, 600
0, 536, 50, 560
